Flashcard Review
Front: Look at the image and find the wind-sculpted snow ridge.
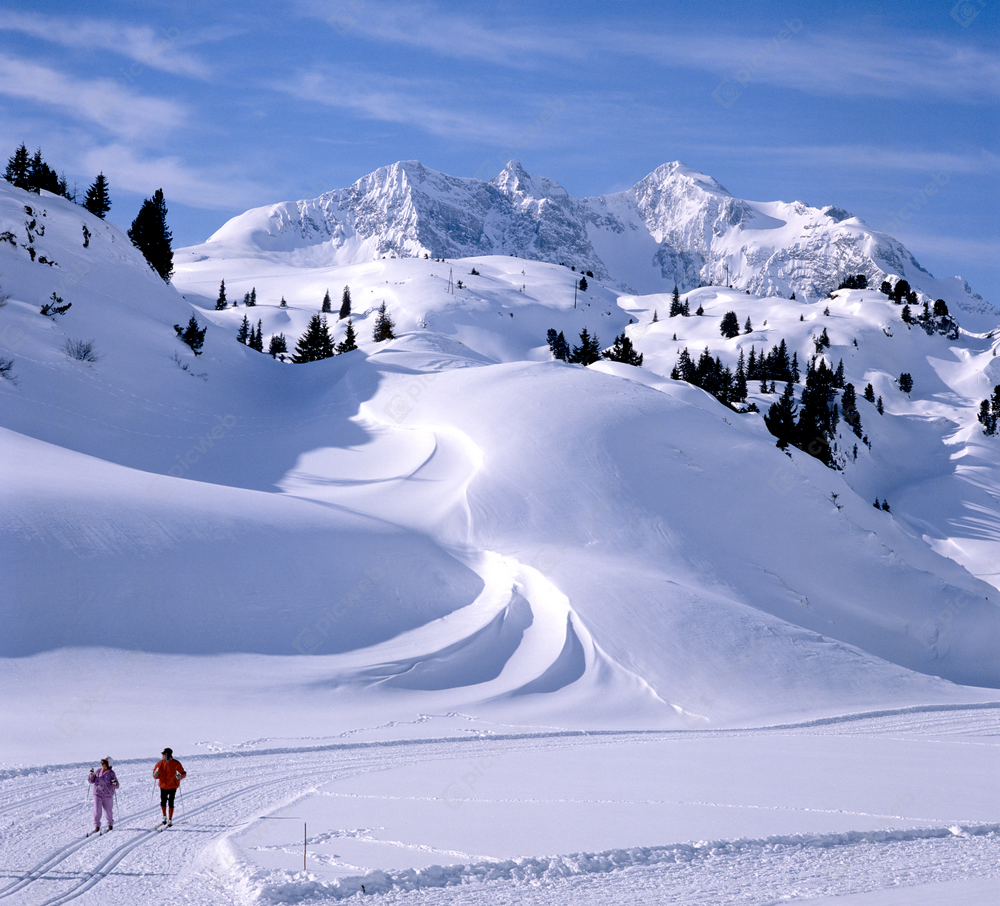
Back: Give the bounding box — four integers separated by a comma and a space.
241, 823, 1000, 904
182, 158, 993, 323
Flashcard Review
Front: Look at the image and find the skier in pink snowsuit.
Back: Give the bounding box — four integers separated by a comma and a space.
88, 757, 119, 832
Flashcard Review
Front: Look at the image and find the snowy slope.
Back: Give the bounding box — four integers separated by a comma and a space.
178, 159, 994, 326
5, 174, 1000, 723
4, 173, 1000, 904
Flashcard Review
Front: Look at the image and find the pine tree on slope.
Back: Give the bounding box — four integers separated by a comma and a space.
372, 302, 395, 342
83, 173, 112, 219
128, 189, 173, 282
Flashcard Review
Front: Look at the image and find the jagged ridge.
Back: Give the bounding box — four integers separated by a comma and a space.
185, 159, 992, 323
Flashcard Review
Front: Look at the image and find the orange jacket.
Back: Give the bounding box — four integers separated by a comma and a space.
153, 758, 186, 789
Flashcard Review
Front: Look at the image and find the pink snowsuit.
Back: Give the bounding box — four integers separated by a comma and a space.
89, 767, 118, 828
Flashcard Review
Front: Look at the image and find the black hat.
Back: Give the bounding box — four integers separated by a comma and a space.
162, 747, 172, 757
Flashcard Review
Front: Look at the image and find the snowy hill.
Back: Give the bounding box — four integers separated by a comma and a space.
4, 170, 1000, 905
179, 159, 994, 327
4, 171, 1000, 730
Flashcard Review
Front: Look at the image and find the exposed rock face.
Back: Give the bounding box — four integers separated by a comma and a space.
196, 159, 990, 317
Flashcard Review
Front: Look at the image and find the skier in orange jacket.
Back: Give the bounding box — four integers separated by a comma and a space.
153, 747, 186, 827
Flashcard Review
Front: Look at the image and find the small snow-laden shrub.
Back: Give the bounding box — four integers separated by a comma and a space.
0, 357, 16, 383
64, 338, 102, 362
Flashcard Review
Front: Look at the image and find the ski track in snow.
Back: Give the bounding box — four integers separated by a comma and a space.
3, 705, 999, 905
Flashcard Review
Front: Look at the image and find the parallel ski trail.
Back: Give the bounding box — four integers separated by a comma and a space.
2, 706, 999, 904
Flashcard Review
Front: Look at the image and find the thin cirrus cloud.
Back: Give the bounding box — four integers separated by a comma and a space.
0, 54, 188, 141
282, 68, 555, 147
659, 30, 1000, 103
0, 10, 211, 80
299, 0, 582, 69
703, 144, 1000, 176
323, 3, 999, 106
80, 144, 272, 211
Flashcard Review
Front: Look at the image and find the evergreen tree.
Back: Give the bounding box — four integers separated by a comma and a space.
578, 276, 588, 291
978, 399, 996, 435
321, 289, 332, 313
744, 316, 753, 334
976, 384, 1000, 435
250, 320, 264, 352
771, 339, 791, 382
791, 351, 800, 384
292, 314, 335, 362
83, 173, 111, 218
864, 383, 875, 403
682, 298, 690, 316
674, 348, 697, 383
695, 302, 704, 316
669, 285, 683, 317
128, 189, 173, 281
898, 372, 913, 394
877, 396, 884, 414
569, 328, 602, 365
247, 287, 257, 307
237, 314, 250, 344
901, 304, 912, 324
764, 382, 797, 450
841, 383, 862, 438
719, 311, 740, 339
795, 358, 839, 467
833, 359, 845, 389
26, 148, 62, 195
339, 285, 352, 320
4, 143, 30, 189
550, 330, 570, 361
747, 346, 758, 380
268, 333, 287, 358
652, 309, 659, 322
174, 314, 206, 355
336, 318, 359, 353
601, 333, 643, 366
372, 302, 396, 342
734, 349, 747, 401
215, 279, 227, 310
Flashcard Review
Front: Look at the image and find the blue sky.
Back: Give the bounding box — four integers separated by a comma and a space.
1, 0, 997, 297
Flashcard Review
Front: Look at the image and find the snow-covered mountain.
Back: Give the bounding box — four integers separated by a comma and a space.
182, 159, 993, 325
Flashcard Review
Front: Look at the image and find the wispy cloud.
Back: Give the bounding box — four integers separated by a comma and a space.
297, 0, 582, 69
280, 66, 564, 147
698, 143, 1000, 176
80, 144, 272, 211
0, 54, 187, 141
0, 10, 211, 80
894, 230, 1000, 268
628, 28, 1000, 103
298, 2, 1000, 104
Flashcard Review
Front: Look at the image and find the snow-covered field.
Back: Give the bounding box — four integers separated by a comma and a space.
4, 709, 1000, 904
3, 179, 1000, 903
